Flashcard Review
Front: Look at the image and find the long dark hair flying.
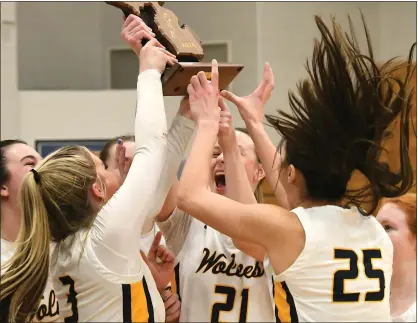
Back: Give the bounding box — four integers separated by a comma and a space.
266, 14, 416, 215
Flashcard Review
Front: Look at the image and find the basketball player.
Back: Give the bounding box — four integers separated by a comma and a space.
0, 15, 196, 322
0, 140, 59, 323
0, 138, 180, 323
99, 95, 194, 252
156, 99, 286, 322
102, 136, 182, 322
100, 136, 167, 249
177, 15, 415, 322
376, 194, 417, 322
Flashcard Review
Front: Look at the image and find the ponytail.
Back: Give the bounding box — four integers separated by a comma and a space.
0, 170, 51, 323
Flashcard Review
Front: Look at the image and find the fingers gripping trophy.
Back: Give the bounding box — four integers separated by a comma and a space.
106, 1, 244, 96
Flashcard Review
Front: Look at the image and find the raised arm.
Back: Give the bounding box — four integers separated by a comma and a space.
177, 61, 304, 275
217, 99, 266, 261
139, 97, 195, 250
221, 63, 282, 201
89, 17, 179, 278
154, 97, 195, 223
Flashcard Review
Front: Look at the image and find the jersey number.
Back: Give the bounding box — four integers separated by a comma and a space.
332, 249, 385, 302
211, 285, 249, 323
59, 275, 79, 322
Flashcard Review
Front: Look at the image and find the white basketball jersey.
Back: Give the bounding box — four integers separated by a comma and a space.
159, 209, 285, 322
273, 206, 393, 322
50, 231, 165, 322
1, 239, 60, 322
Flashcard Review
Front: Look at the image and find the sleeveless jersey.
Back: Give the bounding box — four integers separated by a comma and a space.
50, 230, 165, 322
1, 239, 60, 322
273, 205, 393, 322
158, 208, 289, 322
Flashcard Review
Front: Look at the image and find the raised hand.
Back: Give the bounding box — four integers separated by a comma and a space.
178, 96, 193, 121
187, 59, 221, 125
140, 232, 175, 294
217, 97, 236, 149
221, 63, 275, 128
139, 39, 178, 74
121, 14, 156, 56
115, 139, 133, 185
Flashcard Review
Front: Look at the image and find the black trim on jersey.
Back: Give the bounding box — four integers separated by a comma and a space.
142, 278, 155, 322
271, 278, 281, 323
282, 282, 299, 323
174, 263, 181, 301
122, 284, 132, 322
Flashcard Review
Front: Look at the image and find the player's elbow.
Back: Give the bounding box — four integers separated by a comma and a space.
177, 186, 200, 214
232, 239, 266, 262
176, 186, 191, 212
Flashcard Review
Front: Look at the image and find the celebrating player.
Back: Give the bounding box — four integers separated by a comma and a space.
177, 15, 415, 322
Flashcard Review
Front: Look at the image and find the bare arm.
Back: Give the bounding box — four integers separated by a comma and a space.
223, 144, 267, 261
247, 123, 282, 199
177, 124, 303, 274
218, 100, 266, 261
155, 182, 179, 222
178, 62, 304, 275
221, 63, 283, 200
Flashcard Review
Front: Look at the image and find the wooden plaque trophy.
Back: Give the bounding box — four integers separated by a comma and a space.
105, 2, 244, 96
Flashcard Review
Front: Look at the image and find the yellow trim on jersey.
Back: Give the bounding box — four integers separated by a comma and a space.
274, 281, 291, 322
170, 272, 178, 295
131, 280, 149, 322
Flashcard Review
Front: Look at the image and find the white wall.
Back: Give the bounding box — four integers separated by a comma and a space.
17, 1, 258, 96
378, 2, 417, 60
8, 2, 418, 149
17, 2, 105, 90
1, 2, 20, 139
19, 90, 182, 147
255, 2, 381, 141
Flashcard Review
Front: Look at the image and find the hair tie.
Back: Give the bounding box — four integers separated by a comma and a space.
30, 169, 41, 184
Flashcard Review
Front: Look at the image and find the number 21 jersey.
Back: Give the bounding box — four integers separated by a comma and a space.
158, 209, 287, 322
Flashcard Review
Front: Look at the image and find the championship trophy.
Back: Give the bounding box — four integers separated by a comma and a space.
105, 2, 244, 96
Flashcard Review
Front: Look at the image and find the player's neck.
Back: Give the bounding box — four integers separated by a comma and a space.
390, 261, 416, 317
1, 202, 21, 242
297, 197, 330, 209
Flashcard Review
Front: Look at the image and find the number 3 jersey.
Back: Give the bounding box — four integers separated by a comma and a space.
158, 208, 283, 323
1, 239, 60, 322
50, 229, 165, 322
273, 206, 393, 322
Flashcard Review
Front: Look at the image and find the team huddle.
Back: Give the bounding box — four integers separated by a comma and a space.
0, 12, 416, 323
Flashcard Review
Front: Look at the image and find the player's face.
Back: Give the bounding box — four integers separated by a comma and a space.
1, 144, 42, 204
376, 203, 416, 268
91, 152, 121, 203
211, 131, 262, 195
106, 141, 135, 178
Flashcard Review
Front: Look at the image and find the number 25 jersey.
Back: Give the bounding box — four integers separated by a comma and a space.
273, 206, 393, 322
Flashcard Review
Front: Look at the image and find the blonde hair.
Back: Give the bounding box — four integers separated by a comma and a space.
0, 146, 97, 322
